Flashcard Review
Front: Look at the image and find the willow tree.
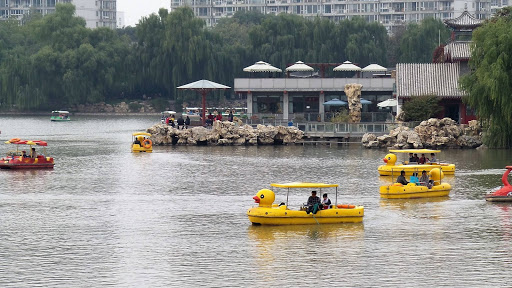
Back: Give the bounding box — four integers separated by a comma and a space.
459, 7, 512, 148
397, 18, 450, 63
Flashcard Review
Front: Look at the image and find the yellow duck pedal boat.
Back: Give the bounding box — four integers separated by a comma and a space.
131, 132, 153, 153
380, 168, 451, 199
378, 149, 455, 176
247, 182, 364, 225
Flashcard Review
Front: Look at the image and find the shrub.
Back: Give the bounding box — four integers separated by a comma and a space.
401, 95, 442, 122
150, 98, 169, 112
128, 102, 142, 112
330, 110, 350, 123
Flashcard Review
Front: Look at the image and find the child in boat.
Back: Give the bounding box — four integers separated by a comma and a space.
322, 193, 331, 209
410, 172, 419, 184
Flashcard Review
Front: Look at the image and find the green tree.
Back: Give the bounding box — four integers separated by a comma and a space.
460, 7, 512, 148
397, 18, 450, 63
401, 95, 442, 121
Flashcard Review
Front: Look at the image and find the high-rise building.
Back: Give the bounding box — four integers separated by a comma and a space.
170, 0, 507, 32
0, 0, 117, 29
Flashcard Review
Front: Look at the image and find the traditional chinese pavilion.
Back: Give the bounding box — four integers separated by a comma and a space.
396, 10, 484, 124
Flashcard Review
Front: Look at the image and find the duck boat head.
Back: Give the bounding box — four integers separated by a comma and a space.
430, 168, 443, 185
253, 189, 275, 207
383, 153, 397, 166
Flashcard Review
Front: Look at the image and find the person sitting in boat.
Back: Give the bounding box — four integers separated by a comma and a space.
419, 170, 433, 188
31, 148, 37, 158
419, 154, 428, 164
133, 137, 142, 146
322, 193, 331, 209
306, 190, 322, 214
430, 153, 437, 163
413, 154, 420, 163
410, 172, 419, 184
408, 153, 415, 163
397, 170, 409, 185
22, 150, 28, 158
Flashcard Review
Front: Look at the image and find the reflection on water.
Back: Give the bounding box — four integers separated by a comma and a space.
1, 115, 512, 286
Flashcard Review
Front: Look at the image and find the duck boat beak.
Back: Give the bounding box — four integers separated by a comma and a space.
253, 196, 260, 203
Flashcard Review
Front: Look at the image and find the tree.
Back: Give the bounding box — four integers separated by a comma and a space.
401, 95, 442, 121
459, 7, 512, 148
397, 18, 450, 63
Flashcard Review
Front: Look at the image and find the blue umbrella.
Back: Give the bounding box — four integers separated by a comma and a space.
361, 98, 372, 105
323, 99, 347, 106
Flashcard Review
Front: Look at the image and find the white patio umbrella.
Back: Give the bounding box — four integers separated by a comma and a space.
361, 64, 387, 72
333, 61, 362, 72
377, 99, 397, 107
285, 61, 314, 72
243, 61, 282, 73
177, 79, 230, 126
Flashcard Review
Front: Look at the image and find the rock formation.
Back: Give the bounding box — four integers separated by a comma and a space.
344, 83, 363, 123
362, 118, 483, 149
146, 121, 304, 146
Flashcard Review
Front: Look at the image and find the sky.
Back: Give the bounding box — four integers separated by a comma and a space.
117, 0, 169, 27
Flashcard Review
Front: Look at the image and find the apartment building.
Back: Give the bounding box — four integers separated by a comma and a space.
170, 0, 506, 32
0, 0, 117, 29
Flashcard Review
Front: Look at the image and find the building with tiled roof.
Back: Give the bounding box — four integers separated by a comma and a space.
444, 9, 485, 30
396, 10, 484, 124
396, 63, 465, 99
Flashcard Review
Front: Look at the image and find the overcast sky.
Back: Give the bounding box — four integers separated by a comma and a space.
117, 0, 169, 27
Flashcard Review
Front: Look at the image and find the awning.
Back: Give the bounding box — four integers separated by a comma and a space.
377, 99, 397, 107
333, 61, 361, 72
362, 64, 387, 72
243, 61, 282, 73
285, 61, 314, 72
323, 99, 347, 106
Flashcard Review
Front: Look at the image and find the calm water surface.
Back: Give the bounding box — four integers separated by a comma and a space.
1, 115, 512, 287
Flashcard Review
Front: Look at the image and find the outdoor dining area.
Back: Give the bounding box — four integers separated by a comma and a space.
242, 60, 390, 79
235, 60, 397, 125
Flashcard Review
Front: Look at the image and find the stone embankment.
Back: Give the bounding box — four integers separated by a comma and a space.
362, 118, 483, 149
147, 120, 304, 145
71, 101, 157, 113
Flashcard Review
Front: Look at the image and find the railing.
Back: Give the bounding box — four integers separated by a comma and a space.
299, 123, 392, 135
242, 112, 395, 125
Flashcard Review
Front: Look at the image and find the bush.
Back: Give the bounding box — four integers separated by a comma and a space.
128, 102, 142, 112
150, 98, 169, 112
402, 95, 442, 122
330, 110, 350, 123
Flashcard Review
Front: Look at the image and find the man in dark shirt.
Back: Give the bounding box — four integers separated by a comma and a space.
306, 191, 322, 214
177, 116, 185, 130
409, 153, 415, 163
396, 170, 409, 185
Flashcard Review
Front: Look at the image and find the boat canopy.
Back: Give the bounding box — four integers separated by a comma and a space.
271, 182, 338, 188
4, 140, 48, 146
132, 132, 152, 137
52, 110, 69, 114
389, 149, 441, 154
161, 111, 177, 115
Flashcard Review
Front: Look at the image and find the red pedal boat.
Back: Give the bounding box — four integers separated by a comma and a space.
486, 166, 512, 202
0, 138, 55, 169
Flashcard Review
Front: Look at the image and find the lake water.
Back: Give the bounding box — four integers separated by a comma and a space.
1, 115, 512, 287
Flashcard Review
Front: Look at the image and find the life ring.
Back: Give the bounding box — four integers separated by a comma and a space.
337, 204, 356, 209
9, 138, 21, 143
142, 139, 152, 149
